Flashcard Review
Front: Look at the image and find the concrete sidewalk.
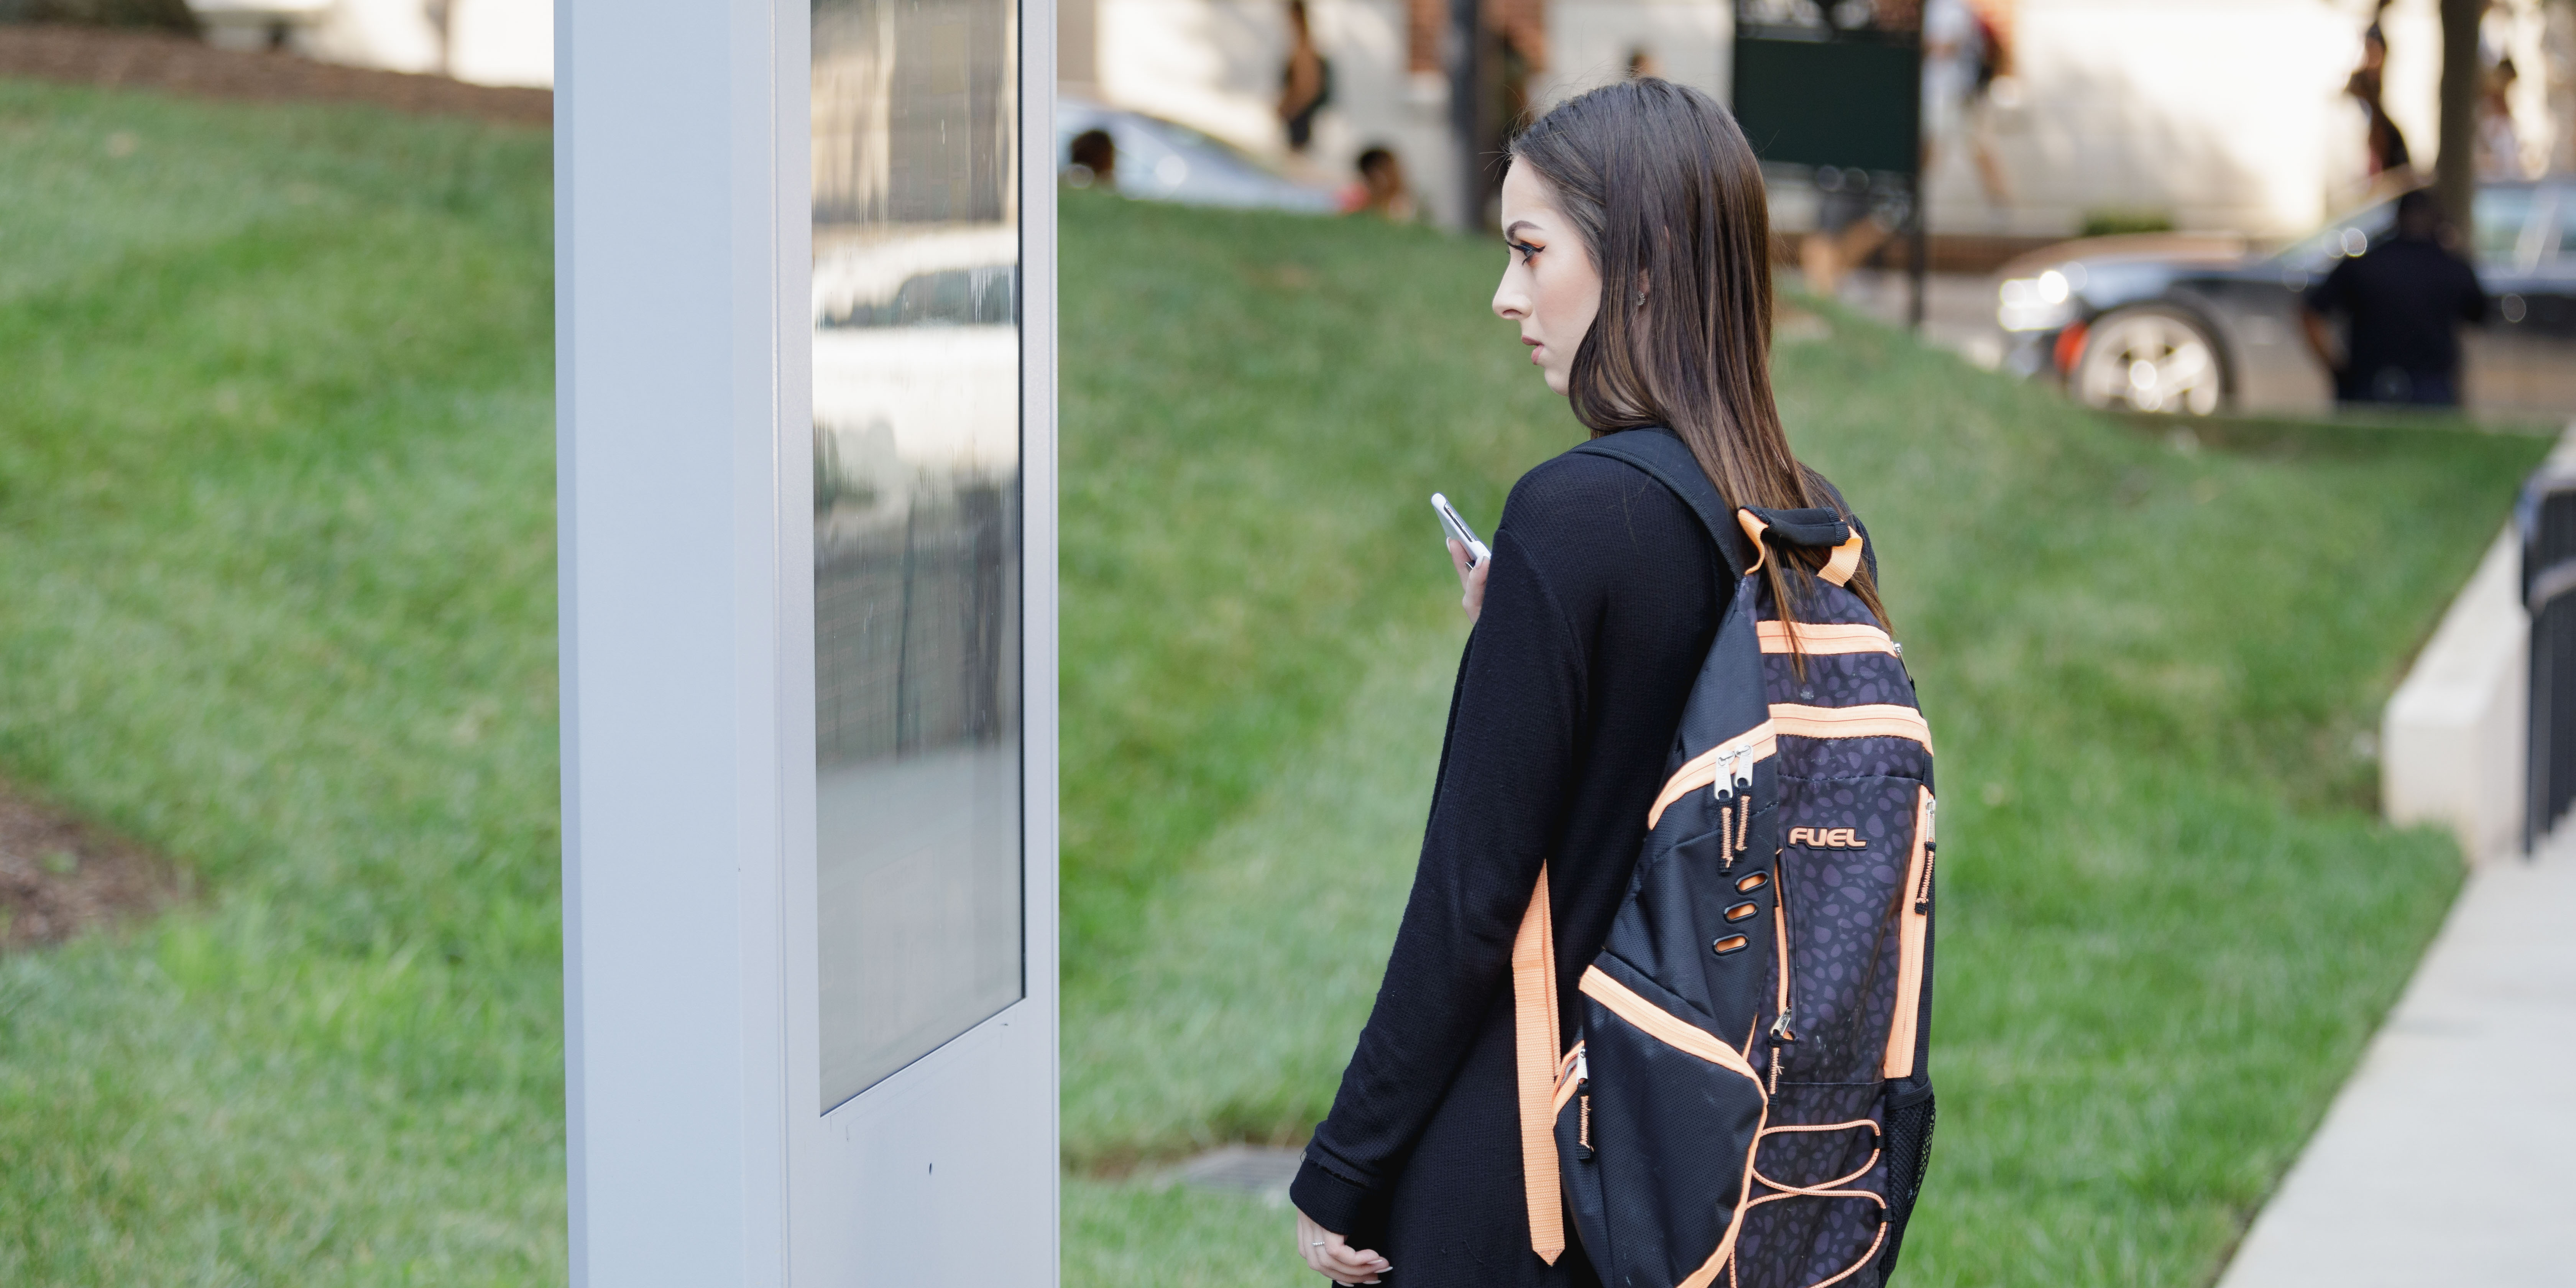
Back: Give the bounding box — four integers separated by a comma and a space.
2213, 833, 2576, 1287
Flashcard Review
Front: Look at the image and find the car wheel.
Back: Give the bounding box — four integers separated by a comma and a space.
2072, 307, 2225, 416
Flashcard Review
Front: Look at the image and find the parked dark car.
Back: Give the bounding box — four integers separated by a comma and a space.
1999, 177, 2576, 418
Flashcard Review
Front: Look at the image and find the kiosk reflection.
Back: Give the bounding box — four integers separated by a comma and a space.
812, 0, 1021, 1113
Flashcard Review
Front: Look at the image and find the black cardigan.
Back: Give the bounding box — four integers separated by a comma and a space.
1290, 443, 1737, 1287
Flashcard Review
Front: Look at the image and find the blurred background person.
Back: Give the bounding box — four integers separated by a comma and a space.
1953, 0, 2015, 210
2477, 57, 2522, 177
1799, 165, 1903, 299
1804, 0, 2005, 296
2301, 188, 2486, 407
2347, 20, 2413, 177
1342, 144, 1418, 221
1065, 127, 1117, 189
1625, 46, 1659, 80
1277, 0, 1331, 155
1917, 0, 1973, 162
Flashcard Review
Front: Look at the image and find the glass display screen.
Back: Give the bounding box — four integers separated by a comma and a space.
812, 0, 1022, 1112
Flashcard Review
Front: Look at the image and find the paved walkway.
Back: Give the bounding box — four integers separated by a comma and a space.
2213, 832, 2576, 1288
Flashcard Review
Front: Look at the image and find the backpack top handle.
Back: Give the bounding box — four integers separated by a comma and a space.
1735, 507, 1868, 587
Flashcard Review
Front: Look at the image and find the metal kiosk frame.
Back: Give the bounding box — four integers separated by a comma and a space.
557, 0, 1060, 1281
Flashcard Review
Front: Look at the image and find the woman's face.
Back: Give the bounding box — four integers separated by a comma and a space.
1492, 163, 1603, 396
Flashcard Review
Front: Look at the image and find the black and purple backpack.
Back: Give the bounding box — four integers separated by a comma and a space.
1511, 429, 1937, 1288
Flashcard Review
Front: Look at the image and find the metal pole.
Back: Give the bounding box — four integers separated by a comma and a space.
1450, 0, 1483, 233
1908, 171, 1927, 331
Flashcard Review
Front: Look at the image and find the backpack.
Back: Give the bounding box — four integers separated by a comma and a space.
1512, 429, 1937, 1288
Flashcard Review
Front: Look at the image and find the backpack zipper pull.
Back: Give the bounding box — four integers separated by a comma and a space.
1707, 747, 1741, 803
1571, 1050, 1593, 1159
1913, 798, 1938, 913
1766, 1011, 1794, 1094
1732, 763, 1754, 853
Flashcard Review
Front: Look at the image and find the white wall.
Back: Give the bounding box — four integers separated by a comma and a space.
450, 0, 555, 88
1096, 0, 1287, 156
1907, 0, 2387, 238
1089, 0, 1735, 229
1536, 0, 1729, 110
192, 0, 555, 88
1094, 0, 1465, 222
299, 0, 442, 74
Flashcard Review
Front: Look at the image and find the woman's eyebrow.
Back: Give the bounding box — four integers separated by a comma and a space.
1503, 220, 1541, 239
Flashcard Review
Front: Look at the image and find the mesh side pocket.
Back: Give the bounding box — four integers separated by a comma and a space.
1873, 1091, 1935, 1283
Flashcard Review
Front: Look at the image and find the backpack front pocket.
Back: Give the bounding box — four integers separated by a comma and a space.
1573, 954, 1769, 1288
1773, 775, 1929, 1088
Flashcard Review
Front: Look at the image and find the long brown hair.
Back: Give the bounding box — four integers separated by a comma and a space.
1508, 78, 1891, 636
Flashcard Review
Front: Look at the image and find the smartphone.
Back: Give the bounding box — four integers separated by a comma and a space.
1431, 493, 1490, 569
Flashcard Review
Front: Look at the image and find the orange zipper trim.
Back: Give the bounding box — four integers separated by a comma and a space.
1767, 702, 1934, 752
1647, 705, 1932, 834
1646, 724, 1779, 830
1769, 897, 1793, 1096
1755, 621, 1898, 656
1882, 787, 1934, 1079
1550, 1042, 1586, 1117
1578, 966, 1765, 1084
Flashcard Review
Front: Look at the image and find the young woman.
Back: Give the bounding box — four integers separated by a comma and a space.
1289, 79, 1892, 1288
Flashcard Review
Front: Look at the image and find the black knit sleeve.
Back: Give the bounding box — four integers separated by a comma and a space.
1289, 486, 1592, 1239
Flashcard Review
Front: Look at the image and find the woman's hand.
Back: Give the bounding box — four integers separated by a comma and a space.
1450, 539, 1490, 624
1296, 1208, 1392, 1285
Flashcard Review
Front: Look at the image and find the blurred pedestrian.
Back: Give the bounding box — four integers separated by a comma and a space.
1278, 0, 1332, 154
1955, 0, 2014, 208
1798, 166, 1904, 298
2477, 58, 2523, 179
1919, 0, 1973, 140
1804, 0, 1995, 296
2346, 23, 2412, 176
1341, 145, 1417, 221
1291, 77, 1908, 1288
2301, 189, 2487, 406
1065, 128, 1116, 189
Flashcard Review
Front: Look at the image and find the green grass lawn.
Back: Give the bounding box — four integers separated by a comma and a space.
0, 77, 2549, 1286
0, 82, 559, 1284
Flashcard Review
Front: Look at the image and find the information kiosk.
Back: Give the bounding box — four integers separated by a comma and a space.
558, 0, 1058, 1280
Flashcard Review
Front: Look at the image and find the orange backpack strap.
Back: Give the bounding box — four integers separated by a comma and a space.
1512, 865, 1566, 1264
